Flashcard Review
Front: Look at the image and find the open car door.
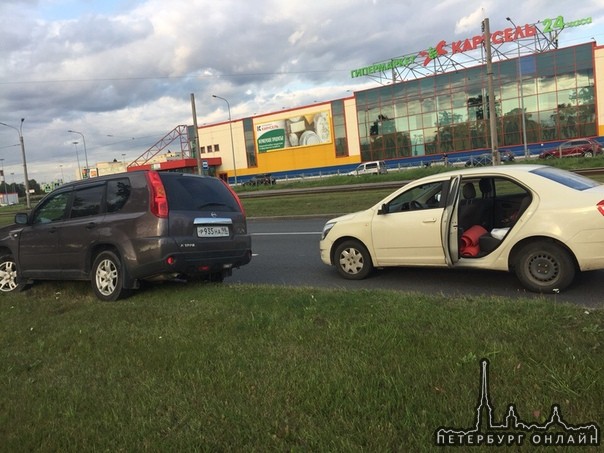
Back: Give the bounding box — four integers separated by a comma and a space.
441, 175, 461, 266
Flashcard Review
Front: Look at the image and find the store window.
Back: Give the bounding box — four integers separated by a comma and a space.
354, 42, 595, 161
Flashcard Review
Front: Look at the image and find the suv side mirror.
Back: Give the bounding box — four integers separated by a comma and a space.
14, 213, 29, 225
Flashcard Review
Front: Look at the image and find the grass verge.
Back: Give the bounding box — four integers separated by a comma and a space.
1, 282, 602, 451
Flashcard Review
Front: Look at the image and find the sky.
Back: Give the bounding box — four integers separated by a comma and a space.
1, 0, 603, 184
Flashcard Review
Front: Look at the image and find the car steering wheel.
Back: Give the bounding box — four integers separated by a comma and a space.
410, 200, 424, 210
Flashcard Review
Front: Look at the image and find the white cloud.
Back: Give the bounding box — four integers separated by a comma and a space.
0, 0, 602, 183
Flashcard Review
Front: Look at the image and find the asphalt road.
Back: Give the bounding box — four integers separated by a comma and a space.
230, 217, 604, 309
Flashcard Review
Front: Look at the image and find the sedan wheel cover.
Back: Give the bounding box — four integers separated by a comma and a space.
526, 252, 559, 283
339, 248, 365, 275
0, 261, 18, 291
96, 259, 118, 296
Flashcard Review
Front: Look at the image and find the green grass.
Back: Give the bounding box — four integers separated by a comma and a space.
1, 282, 602, 451
235, 155, 604, 194
1, 157, 603, 450
241, 157, 604, 218
242, 189, 394, 217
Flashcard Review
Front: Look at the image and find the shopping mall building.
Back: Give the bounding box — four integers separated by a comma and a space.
126, 17, 604, 184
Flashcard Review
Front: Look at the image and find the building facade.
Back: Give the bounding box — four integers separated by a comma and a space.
124, 31, 603, 183
188, 40, 603, 183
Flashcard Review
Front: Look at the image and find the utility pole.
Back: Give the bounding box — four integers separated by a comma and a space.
482, 18, 500, 165
190, 93, 202, 175
0, 119, 31, 208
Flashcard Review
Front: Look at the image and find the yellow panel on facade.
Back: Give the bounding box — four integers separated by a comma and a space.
252, 105, 358, 173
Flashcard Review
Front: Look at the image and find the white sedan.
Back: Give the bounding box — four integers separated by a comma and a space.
320, 165, 604, 293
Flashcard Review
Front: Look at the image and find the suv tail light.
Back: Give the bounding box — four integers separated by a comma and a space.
220, 179, 246, 216
146, 171, 169, 218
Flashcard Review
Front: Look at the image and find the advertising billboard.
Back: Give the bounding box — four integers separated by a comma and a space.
256, 110, 332, 153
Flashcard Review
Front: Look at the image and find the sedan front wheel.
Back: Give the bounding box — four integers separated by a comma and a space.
334, 240, 373, 280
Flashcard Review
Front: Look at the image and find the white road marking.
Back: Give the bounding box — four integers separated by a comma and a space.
251, 232, 322, 235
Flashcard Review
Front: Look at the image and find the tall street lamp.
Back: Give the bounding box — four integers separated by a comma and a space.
0, 158, 7, 205
0, 118, 31, 208
506, 17, 529, 159
212, 94, 237, 184
68, 130, 89, 177
73, 141, 82, 179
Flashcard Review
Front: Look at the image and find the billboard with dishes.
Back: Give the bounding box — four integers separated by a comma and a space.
256, 110, 332, 153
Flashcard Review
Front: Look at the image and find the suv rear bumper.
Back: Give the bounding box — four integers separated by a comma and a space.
124, 236, 252, 281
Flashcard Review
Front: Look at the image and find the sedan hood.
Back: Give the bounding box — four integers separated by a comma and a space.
326, 209, 368, 225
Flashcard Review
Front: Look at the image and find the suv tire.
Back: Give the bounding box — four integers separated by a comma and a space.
92, 251, 129, 301
0, 255, 25, 293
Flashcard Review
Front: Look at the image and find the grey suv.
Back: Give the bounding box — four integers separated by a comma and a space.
0, 171, 252, 301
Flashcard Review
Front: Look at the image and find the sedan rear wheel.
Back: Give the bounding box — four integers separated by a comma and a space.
514, 241, 575, 293
334, 240, 373, 280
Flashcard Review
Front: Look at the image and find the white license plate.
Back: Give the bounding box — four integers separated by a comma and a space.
197, 225, 230, 237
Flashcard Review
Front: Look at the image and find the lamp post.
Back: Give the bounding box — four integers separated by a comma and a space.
72, 141, 82, 179
60, 165, 64, 183
0, 119, 31, 208
68, 130, 89, 177
212, 95, 237, 184
506, 17, 529, 159
0, 158, 7, 205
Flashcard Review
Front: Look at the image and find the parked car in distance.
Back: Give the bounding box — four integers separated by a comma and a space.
348, 160, 388, 176
538, 138, 603, 159
0, 171, 252, 301
243, 173, 276, 186
320, 165, 604, 293
465, 151, 515, 167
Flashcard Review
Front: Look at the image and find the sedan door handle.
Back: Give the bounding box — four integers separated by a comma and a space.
85, 222, 96, 230
422, 218, 437, 223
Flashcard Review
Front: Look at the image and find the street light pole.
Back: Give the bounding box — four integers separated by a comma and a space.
507, 17, 529, 159
0, 158, 7, 205
0, 118, 31, 208
68, 130, 89, 177
73, 141, 82, 179
212, 94, 238, 184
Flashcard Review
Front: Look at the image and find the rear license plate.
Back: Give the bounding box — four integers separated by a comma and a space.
197, 225, 230, 237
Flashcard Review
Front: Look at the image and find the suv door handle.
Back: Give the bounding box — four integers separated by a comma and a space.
85, 222, 96, 230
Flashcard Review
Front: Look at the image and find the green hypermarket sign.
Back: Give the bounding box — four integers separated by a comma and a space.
351, 14, 593, 78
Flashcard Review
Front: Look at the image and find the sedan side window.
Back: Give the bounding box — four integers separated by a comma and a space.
32, 192, 71, 224
385, 181, 445, 213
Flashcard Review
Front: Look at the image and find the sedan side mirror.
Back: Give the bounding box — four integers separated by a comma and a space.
378, 203, 389, 215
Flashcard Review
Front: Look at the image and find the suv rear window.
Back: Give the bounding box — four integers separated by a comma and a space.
70, 185, 104, 218
531, 167, 600, 190
106, 178, 131, 213
160, 174, 241, 212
